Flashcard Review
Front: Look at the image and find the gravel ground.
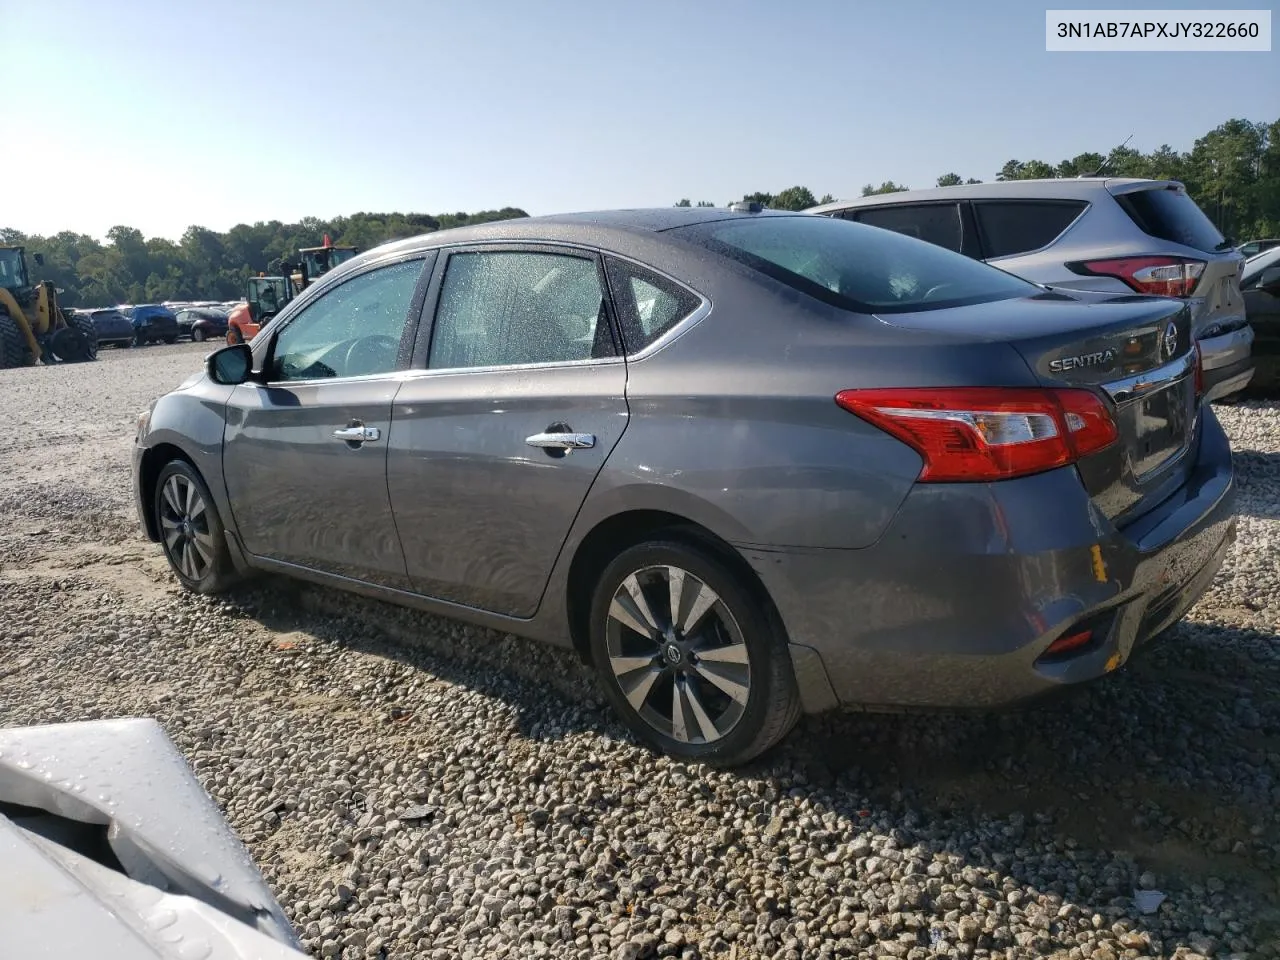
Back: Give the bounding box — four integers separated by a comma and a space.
1, 343, 1278, 960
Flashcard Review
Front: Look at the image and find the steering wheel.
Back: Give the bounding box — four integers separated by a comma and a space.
344, 335, 400, 377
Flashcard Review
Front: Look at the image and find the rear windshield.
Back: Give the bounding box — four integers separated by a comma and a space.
670, 214, 1037, 313
1114, 186, 1225, 253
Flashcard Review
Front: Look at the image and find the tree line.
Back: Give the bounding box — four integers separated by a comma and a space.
680, 116, 1279, 239
4, 116, 1275, 309
0, 209, 528, 308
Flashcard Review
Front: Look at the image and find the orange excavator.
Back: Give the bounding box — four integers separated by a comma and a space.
225, 235, 358, 345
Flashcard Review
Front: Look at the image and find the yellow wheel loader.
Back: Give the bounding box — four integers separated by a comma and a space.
0, 246, 97, 369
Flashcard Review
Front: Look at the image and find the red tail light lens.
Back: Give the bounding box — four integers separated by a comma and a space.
1068, 256, 1206, 298
1042, 628, 1094, 658
835, 387, 1119, 482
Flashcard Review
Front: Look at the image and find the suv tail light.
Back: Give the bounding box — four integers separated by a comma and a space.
1067, 256, 1206, 298
835, 387, 1118, 482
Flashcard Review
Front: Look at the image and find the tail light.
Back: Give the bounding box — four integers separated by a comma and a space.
835, 387, 1119, 482
1067, 256, 1206, 298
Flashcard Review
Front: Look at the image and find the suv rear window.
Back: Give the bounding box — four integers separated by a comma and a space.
973, 200, 1087, 258
1114, 186, 1225, 253
671, 214, 1037, 313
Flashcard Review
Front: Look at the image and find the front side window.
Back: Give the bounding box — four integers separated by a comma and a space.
672, 214, 1037, 313
854, 203, 966, 254
269, 257, 425, 382
428, 251, 614, 369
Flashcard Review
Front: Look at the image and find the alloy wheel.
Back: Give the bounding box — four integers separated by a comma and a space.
159, 473, 216, 581
605, 564, 751, 744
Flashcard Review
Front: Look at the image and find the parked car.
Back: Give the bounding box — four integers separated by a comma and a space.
1235, 238, 1280, 259
128, 304, 179, 345
176, 306, 230, 342
133, 208, 1235, 766
1241, 246, 1280, 395
808, 179, 1253, 402
84, 307, 135, 348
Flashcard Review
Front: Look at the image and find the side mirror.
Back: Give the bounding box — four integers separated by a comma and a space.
207, 343, 254, 385
1257, 267, 1280, 294
33, 253, 44, 266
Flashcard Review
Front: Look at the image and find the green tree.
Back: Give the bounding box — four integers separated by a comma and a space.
936, 173, 963, 187
860, 181, 908, 196
771, 186, 818, 210
674, 199, 692, 207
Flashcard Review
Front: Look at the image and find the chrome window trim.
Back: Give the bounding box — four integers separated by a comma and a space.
1102, 350, 1195, 404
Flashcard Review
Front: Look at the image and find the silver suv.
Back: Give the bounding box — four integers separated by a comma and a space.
809, 179, 1253, 400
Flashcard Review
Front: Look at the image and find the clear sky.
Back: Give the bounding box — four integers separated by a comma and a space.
7, 0, 1277, 240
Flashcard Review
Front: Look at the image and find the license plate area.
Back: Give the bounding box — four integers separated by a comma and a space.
1116, 375, 1194, 482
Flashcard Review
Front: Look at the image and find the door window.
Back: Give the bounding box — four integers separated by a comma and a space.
854, 203, 966, 254
427, 251, 615, 369
268, 258, 425, 382
973, 200, 1088, 258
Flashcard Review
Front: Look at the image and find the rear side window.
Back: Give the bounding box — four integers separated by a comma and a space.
671, 215, 1036, 314
973, 200, 1087, 258
1114, 187, 1225, 253
852, 203, 965, 254
604, 258, 701, 353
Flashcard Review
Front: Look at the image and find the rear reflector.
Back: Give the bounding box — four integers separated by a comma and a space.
1042, 629, 1094, 658
835, 387, 1118, 482
1067, 256, 1206, 298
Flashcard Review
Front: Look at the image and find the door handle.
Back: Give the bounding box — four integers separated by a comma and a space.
525, 431, 595, 450
333, 425, 381, 442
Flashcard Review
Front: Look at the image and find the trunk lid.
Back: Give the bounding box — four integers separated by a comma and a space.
875, 290, 1198, 525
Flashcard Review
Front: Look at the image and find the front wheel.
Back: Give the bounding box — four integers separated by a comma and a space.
153, 460, 238, 594
588, 536, 800, 766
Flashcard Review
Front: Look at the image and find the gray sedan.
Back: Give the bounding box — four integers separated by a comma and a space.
132, 208, 1236, 766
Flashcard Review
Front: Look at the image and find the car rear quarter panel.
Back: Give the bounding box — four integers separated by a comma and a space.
587, 264, 1043, 551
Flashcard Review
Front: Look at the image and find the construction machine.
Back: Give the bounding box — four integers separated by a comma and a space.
292, 235, 357, 290
224, 236, 358, 345
0, 246, 97, 369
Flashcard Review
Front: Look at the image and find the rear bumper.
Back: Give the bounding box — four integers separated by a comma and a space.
1200, 325, 1255, 401
742, 407, 1236, 711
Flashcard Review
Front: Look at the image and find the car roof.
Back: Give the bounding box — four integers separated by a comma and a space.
806, 177, 1179, 213
346, 207, 804, 264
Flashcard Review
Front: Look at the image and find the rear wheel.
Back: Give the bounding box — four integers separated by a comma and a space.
192, 327, 206, 342
153, 460, 238, 594
67, 312, 99, 361
226, 326, 244, 345
588, 536, 800, 766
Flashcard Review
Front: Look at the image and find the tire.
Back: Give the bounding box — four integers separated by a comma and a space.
68, 312, 99, 361
134, 330, 147, 347
153, 460, 238, 594
587, 535, 800, 767
226, 326, 244, 346
163, 336, 177, 345
0, 312, 31, 370
192, 328, 206, 342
